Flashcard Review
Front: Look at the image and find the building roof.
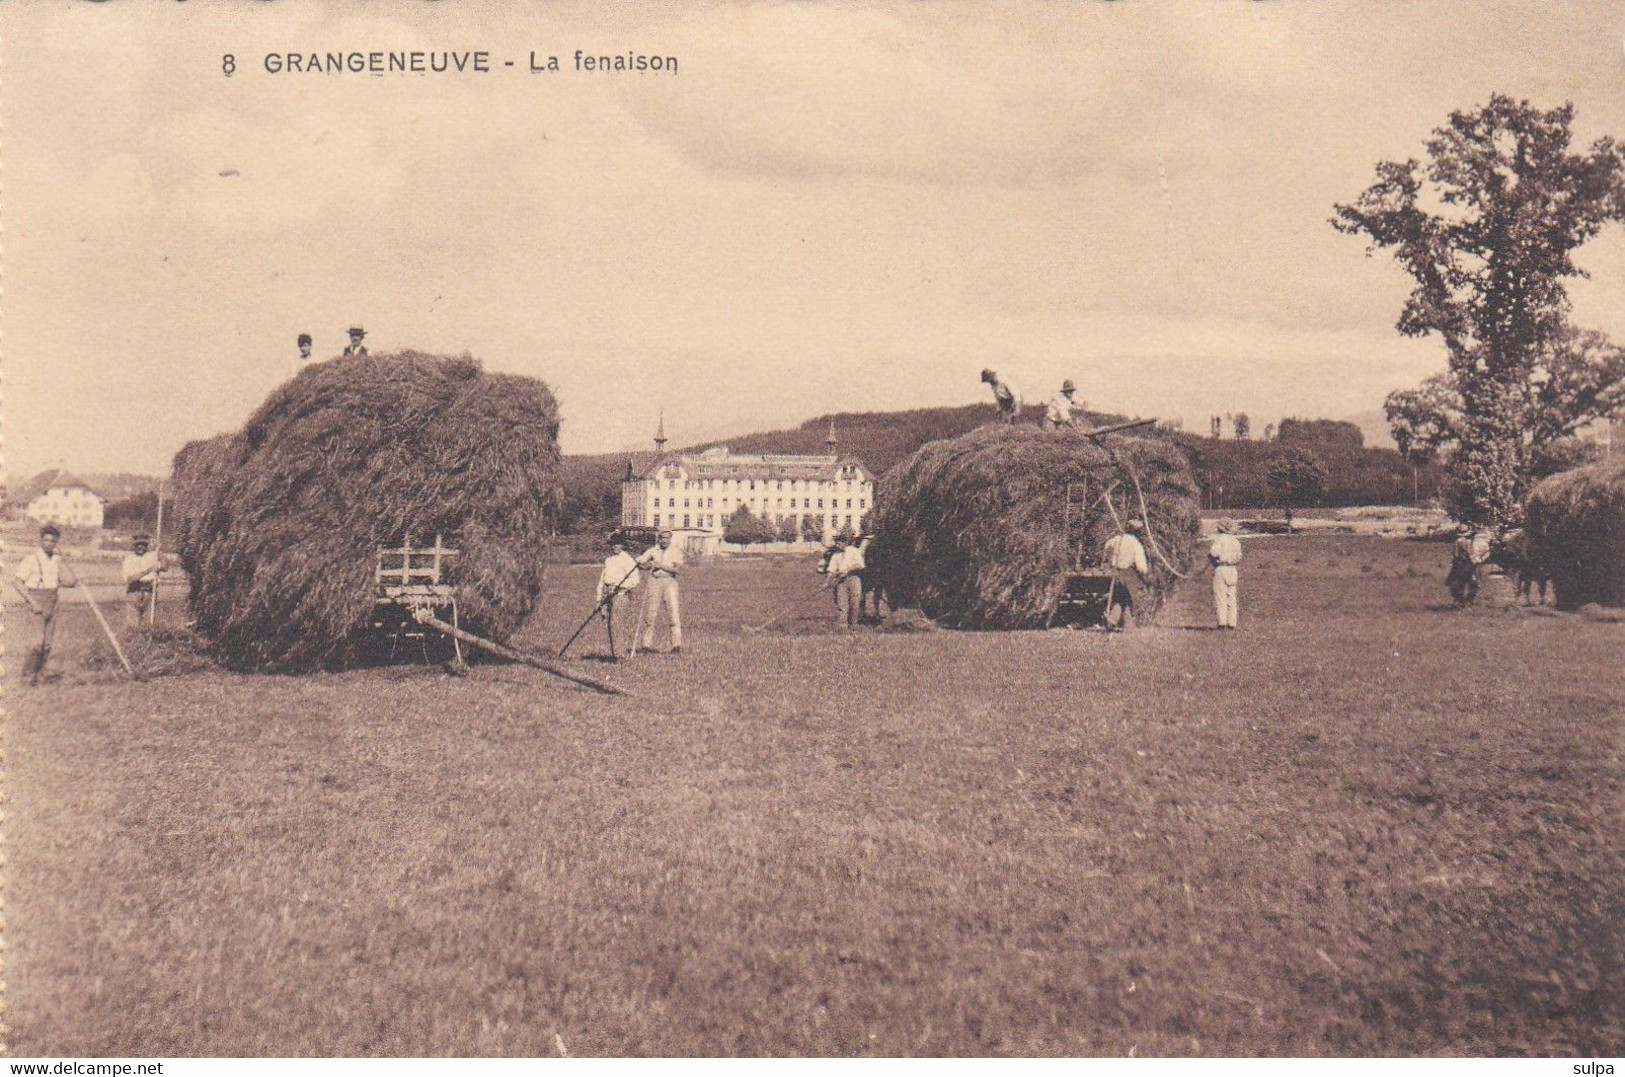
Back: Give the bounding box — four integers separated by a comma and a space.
25, 469, 101, 499
632, 447, 870, 483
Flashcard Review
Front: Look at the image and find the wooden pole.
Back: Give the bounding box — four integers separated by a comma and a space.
149, 484, 166, 624
413, 612, 625, 695
78, 582, 140, 680
1083, 417, 1158, 439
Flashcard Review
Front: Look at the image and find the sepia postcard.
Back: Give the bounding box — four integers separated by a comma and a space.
2, 1, 1622, 1062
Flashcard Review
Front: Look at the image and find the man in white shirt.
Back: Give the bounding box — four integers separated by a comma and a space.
13, 524, 78, 684
1102, 519, 1150, 630
637, 529, 685, 655
595, 533, 642, 657
121, 533, 165, 628
1208, 519, 1244, 630
1044, 379, 1086, 430
828, 535, 865, 629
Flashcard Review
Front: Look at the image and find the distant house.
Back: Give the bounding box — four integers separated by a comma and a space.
24, 470, 105, 529
621, 419, 873, 555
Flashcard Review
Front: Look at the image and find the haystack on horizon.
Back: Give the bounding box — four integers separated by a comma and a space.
169, 352, 563, 672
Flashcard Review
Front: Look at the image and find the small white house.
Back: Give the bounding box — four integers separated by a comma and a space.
25, 471, 105, 529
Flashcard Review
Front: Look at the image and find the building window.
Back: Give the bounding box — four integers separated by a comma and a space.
683, 515, 691, 528
653, 514, 661, 527
817, 499, 823, 509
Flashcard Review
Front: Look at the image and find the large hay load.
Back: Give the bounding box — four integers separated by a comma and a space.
170, 352, 562, 671
867, 424, 1202, 629
1524, 457, 1625, 610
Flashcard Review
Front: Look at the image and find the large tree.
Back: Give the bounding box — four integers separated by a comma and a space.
1334, 96, 1625, 526
1266, 447, 1328, 530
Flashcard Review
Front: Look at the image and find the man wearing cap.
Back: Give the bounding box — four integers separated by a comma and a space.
12, 524, 78, 684
1208, 519, 1243, 630
981, 368, 1018, 424
1102, 519, 1151, 630
342, 326, 368, 357
637, 529, 684, 655
595, 532, 642, 656
1044, 380, 1086, 430
121, 533, 165, 629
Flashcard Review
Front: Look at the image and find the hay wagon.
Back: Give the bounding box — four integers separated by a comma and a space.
367, 535, 464, 664
1047, 479, 1120, 630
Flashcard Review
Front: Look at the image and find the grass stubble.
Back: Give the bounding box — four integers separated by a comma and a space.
4, 536, 1621, 1056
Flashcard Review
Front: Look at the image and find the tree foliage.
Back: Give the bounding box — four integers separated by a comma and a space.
1335, 95, 1625, 526
1267, 447, 1329, 526
723, 505, 775, 546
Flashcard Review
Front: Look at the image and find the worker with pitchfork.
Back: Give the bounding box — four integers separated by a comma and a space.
1102, 519, 1151, 630
595, 531, 642, 656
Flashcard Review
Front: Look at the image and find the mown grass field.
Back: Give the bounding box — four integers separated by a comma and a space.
6, 536, 1622, 1056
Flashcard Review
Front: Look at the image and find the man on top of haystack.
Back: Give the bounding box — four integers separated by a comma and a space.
981, 368, 1018, 424
1044, 379, 1087, 430
342, 326, 369, 357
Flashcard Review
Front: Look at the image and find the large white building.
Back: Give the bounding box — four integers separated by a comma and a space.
621, 420, 874, 555
24, 470, 105, 529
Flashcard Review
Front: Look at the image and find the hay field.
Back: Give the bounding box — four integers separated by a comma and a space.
6, 536, 1622, 1056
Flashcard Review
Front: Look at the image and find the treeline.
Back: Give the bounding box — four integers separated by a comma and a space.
1175, 422, 1447, 510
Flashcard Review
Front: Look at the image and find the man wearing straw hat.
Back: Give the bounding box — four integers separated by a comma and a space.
121, 533, 165, 629
1044, 379, 1086, 430
637, 529, 685, 655
1208, 519, 1243, 630
1102, 519, 1151, 630
342, 326, 369, 357
12, 523, 78, 684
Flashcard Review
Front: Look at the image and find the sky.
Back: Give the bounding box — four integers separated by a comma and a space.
4, 1, 1625, 479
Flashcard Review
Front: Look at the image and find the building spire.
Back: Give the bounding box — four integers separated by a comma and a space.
654, 410, 667, 452
826, 418, 838, 452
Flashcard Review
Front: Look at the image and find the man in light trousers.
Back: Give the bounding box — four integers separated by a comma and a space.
638, 529, 684, 655
828, 535, 865, 629
1209, 519, 1243, 630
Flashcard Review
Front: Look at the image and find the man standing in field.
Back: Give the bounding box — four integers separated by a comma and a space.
1102, 519, 1151, 630
637, 529, 684, 655
595, 532, 642, 657
827, 534, 865, 629
1208, 519, 1243, 630
981, 368, 1018, 424
12, 524, 78, 684
343, 326, 369, 357
1446, 523, 1491, 606
120, 533, 164, 629
1044, 379, 1086, 430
